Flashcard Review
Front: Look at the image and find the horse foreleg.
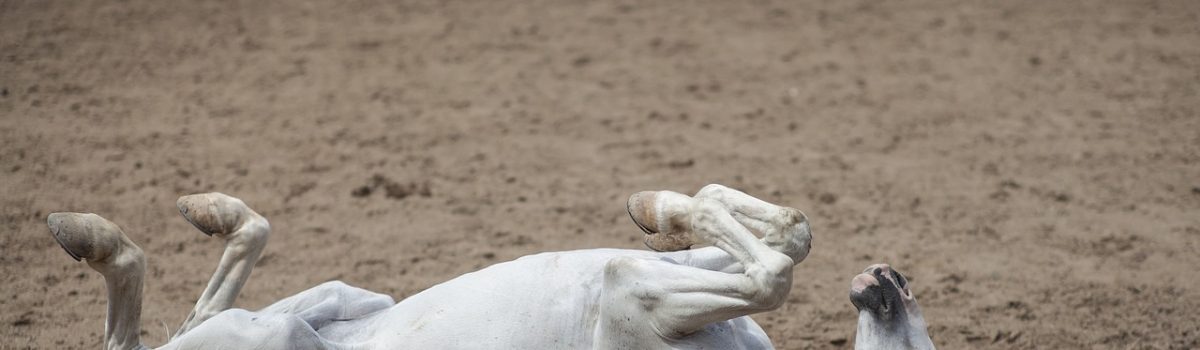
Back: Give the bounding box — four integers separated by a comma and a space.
599, 195, 796, 348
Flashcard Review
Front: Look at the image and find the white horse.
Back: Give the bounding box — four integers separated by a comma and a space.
48, 184, 813, 350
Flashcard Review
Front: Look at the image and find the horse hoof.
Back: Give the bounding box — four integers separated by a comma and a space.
628, 191, 695, 251
46, 212, 125, 262
177, 192, 252, 236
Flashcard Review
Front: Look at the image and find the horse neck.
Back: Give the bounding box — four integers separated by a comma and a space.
854, 310, 935, 350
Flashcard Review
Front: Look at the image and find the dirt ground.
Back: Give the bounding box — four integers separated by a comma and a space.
2, 0, 1198, 348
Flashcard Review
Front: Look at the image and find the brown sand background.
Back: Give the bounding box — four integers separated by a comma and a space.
2, 0, 1199, 348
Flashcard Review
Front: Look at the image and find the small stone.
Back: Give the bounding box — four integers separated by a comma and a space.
667, 159, 694, 169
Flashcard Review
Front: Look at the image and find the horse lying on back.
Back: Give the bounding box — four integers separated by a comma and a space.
48, 184, 933, 349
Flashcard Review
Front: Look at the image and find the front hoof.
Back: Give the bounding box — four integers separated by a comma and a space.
627, 191, 660, 234
628, 191, 696, 251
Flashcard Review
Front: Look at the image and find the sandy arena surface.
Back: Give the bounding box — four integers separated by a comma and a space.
2, 0, 1199, 348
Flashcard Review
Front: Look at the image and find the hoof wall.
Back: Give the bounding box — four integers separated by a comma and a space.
46, 212, 124, 262
628, 191, 695, 252
177, 193, 250, 236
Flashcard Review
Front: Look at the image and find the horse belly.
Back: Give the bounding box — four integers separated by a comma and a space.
365, 250, 629, 348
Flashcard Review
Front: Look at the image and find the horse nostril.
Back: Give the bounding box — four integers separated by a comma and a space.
865, 263, 891, 275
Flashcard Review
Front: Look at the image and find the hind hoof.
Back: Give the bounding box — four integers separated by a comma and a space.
46, 212, 126, 262
177, 192, 255, 236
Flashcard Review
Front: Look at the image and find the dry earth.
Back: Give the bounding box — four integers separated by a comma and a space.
2, 0, 1199, 349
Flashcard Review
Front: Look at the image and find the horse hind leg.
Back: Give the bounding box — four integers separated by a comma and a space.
47, 212, 148, 350
173, 192, 271, 338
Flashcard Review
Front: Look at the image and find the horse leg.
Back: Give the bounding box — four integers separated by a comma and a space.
598, 195, 796, 348
172, 193, 270, 338
258, 280, 395, 331
47, 212, 149, 350
693, 184, 812, 263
